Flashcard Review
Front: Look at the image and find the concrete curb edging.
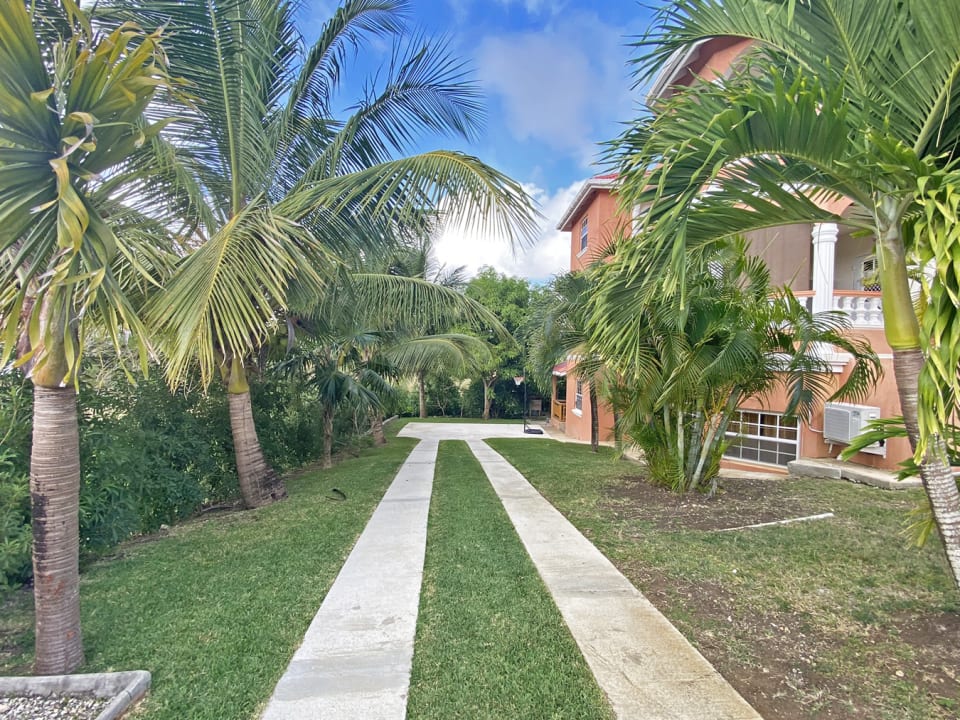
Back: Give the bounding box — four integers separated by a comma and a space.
787, 457, 922, 489
0, 670, 151, 720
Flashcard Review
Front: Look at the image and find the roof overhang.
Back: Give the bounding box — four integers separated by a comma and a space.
552, 360, 571, 377
645, 40, 706, 107
556, 175, 618, 232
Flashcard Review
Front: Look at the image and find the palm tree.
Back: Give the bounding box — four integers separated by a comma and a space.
378, 229, 476, 418
287, 268, 497, 451
591, 238, 880, 494
0, 2, 177, 673
526, 272, 607, 451
608, 0, 960, 588
108, 0, 536, 508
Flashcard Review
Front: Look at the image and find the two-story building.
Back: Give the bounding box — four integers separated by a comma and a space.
548, 37, 911, 472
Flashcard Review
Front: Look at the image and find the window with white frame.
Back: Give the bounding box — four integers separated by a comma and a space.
723, 410, 798, 467
574, 379, 583, 411
579, 217, 589, 253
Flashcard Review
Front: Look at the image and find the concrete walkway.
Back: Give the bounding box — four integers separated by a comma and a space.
260, 440, 438, 720
262, 422, 762, 719
468, 439, 761, 720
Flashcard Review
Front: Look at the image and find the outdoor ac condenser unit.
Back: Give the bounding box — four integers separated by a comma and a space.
823, 402, 885, 456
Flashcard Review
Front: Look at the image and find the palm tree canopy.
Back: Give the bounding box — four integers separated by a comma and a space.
106, 0, 539, 387
0, 1, 178, 383
612, 0, 960, 309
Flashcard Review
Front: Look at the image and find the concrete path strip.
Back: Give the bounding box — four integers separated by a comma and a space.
468, 440, 763, 720
260, 439, 438, 720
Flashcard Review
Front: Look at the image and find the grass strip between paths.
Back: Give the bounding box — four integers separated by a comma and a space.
1, 438, 418, 720
407, 440, 614, 720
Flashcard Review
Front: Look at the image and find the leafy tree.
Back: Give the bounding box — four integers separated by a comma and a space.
464, 267, 530, 419
609, 0, 960, 588
526, 272, 608, 451
0, 2, 178, 673
284, 269, 498, 459
110, 0, 537, 507
591, 239, 880, 494
374, 229, 481, 418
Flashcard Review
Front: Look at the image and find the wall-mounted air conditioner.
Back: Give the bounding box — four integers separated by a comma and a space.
823, 402, 885, 456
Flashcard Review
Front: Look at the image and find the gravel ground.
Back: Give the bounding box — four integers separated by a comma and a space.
0, 694, 108, 720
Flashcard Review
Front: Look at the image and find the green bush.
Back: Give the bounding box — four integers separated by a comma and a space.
0, 451, 31, 590
0, 355, 375, 588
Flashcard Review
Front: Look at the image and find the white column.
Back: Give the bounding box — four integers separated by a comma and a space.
811, 222, 838, 314
810, 222, 848, 371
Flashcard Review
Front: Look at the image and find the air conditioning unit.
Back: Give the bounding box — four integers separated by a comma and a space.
823, 402, 885, 456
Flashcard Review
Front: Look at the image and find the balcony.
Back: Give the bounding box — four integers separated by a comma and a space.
793, 290, 883, 328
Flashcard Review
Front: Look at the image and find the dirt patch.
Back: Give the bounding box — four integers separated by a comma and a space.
608, 475, 833, 532
601, 475, 960, 719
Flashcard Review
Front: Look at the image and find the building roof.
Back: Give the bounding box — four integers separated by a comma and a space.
552, 360, 571, 377
556, 174, 618, 232
645, 41, 706, 106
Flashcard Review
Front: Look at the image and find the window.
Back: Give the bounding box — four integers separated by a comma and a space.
723, 410, 798, 467
857, 255, 880, 292
574, 379, 583, 411
579, 217, 589, 253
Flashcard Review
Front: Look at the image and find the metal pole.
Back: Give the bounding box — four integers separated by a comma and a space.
522, 377, 528, 432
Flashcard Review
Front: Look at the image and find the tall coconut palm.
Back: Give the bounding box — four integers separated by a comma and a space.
607, 0, 960, 588
0, 2, 177, 672
108, 0, 537, 507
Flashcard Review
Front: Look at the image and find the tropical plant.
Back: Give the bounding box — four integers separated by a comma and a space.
283, 269, 497, 459
591, 239, 880, 494
464, 267, 530, 419
107, 0, 536, 507
0, 1, 177, 672
374, 228, 476, 419
610, 0, 960, 587
526, 271, 608, 451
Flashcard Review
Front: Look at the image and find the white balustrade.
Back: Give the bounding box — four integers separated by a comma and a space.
833, 293, 884, 328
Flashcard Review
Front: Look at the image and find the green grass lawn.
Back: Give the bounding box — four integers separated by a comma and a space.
489, 438, 960, 720
0, 438, 417, 719
406, 440, 613, 720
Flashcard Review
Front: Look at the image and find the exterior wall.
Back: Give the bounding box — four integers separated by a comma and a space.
744, 224, 812, 288
563, 374, 616, 443
834, 232, 876, 290
733, 328, 910, 471
569, 189, 628, 271
667, 37, 754, 95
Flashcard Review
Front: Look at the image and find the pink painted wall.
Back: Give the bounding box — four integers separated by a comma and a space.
563, 375, 616, 443
569, 189, 629, 271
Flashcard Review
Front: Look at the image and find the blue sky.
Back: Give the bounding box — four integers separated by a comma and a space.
300, 0, 659, 281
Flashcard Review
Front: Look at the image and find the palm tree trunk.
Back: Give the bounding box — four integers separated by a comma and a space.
418, 370, 427, 419
228, 391, 286, 508
589, 383, 599, 452
892, 347, 960, 586
323, 406, 334, 469
482, 377, 492, 420
370, 411, 386, 446
30, 385, 84, 674
879, 220, 960, 588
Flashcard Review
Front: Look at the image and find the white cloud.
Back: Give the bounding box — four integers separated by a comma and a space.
495, 0, 568, 15
476, 12, 634, 165
433, 179, 585, 282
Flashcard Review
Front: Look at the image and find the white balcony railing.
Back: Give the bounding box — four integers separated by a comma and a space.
833, 292, 883, 327
792, 291, 884, 328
